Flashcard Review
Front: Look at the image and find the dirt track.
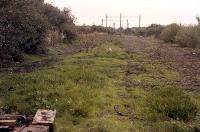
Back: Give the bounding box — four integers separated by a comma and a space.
0, 35, 199, 90
123, 36, 200, 91
0, 44, 81, 73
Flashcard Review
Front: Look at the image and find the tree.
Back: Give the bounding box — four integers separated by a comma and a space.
0, 0, 76, 66
43, 5, 76, 42
0, 0, 48, 63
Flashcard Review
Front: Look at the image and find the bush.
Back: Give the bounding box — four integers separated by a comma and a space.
0, 0, 48, 62
147, 87, 197, 121
175, 26, 200, 48
135, 28, 147, 36
43, 6, 76, 42
157, 17, 200, 48
77, 25, 91, 33
146, 24, 164, 38
91, 25, 107, 33
77, 25, 115, 34
0, 0, 76, 66
61, 24, 77, 43
159, 24, 180, 43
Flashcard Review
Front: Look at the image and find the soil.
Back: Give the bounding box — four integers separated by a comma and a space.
0, 44, 81, 73
124, 36, 200, 91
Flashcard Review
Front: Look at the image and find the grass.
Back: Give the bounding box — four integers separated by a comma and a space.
147, 87, 197, 121
0, 38, 200, 131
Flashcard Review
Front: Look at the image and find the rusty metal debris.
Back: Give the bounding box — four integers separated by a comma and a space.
0, 109, 56, 132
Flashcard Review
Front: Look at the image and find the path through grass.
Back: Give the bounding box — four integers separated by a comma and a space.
0, 36, 200, 131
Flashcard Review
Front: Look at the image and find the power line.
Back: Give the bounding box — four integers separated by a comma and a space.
107, 19, 120, 21
102, 13, 142, 29
107, 16, 119, 18
122, 16, 139, 18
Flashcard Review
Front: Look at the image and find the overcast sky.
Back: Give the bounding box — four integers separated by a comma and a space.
45, 0, 200, 27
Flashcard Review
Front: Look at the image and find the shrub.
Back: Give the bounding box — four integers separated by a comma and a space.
77, 25, 91, 34
0, 0, 48, 63
61, 24, 77, 43
135, 28, 147, 36
146, 24, 164, 38
175, 17, 200, 48
147, 87, 197, 121
76, 25, 115, 34
91, 25, 107, 33
159, 24, 180, 43
175, 26, 200, 48
43, 6, 76, 42
158, 17, 200, 48
125, 28, 135, 35
0, 0, 76, 66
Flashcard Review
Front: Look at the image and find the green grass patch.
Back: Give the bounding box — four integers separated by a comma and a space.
0, 42, 134, 131
0, 40, 200, 131
93, 42, 128, 59
147, 87, 197, 121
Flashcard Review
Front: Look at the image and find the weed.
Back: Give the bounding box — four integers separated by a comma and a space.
147, 87, 197, 121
